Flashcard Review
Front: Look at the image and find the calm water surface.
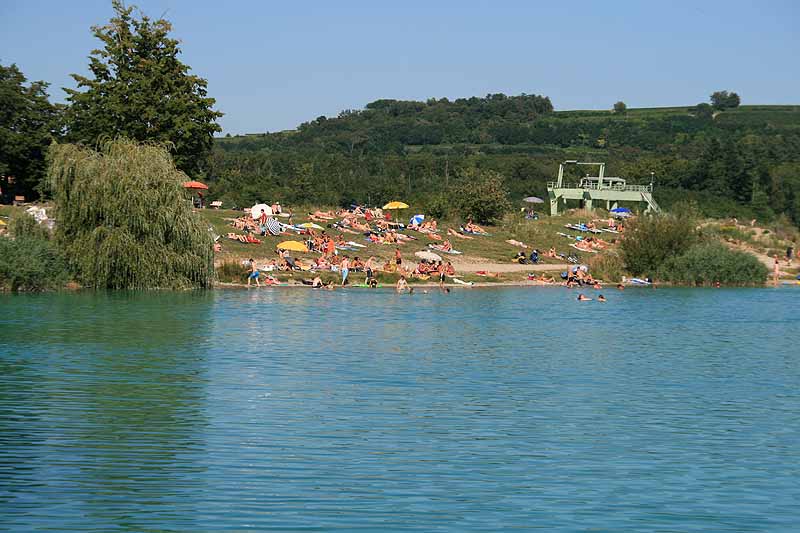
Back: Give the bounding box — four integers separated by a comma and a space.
1, 287, 798, 531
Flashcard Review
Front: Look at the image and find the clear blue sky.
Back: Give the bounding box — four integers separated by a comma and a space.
2, 0, 798, 134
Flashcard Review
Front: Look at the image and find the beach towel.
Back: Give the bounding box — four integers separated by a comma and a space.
452, 278, 474, 286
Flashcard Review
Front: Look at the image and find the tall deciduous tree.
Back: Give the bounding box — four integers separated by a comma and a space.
0, 62, 61, 200
64, 1, 222, 175
613, 101, 627, 114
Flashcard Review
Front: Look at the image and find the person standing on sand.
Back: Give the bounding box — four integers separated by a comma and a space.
341, 256, 350, 286
247, 258, 260, 287
365, 256, 375, 282
395, 248, 402, 268
258, 209, 268, 235
437, 261, 446, 288
773, 254, 781, 285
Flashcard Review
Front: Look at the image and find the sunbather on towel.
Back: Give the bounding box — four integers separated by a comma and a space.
464, 220, 488, 234
448, 227, 473, 239
506, 239, 527, 248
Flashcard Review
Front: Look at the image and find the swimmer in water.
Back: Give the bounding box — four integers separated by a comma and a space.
577, 293, 592, 301
598, 294, 606, 302
616, 283, 625, 290
396, 275, 409, 292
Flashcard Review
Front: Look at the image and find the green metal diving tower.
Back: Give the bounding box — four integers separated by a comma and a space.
546, 160, 660, 216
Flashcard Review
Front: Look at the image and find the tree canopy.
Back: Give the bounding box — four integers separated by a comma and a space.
0, 62, 61, 200
710, 90, 741, 110
64, 1, 222, 175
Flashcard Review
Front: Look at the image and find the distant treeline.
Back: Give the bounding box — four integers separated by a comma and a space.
209, 98, 800, 224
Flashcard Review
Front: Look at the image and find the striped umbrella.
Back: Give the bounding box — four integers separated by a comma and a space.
266, 217, 282, 236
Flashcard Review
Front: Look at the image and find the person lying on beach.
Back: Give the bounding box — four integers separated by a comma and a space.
463, 221, 488, 234
448, 227, 473, 239
475, 270, 501, 278
577, 293, 592, 301
445, 262, 455, 276
547, 247, 557, 258
506, 239, 527, 248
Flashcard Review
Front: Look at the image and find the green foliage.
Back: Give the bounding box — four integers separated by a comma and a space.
620, 211, 700, 276
0, 212, 69, 291
658, 242, 767, 285
613, 101, 627, 114
450, 169, 511, 223
64, 1, 222, 176
710, 90, 741, 110
424, 193, 451, 220
588, 251, 625, 282
0, 62, 62, 200
8, 210, 51, 241
692, 102, 714, 119
47, 139, 215, 289
209, 100, 800, 226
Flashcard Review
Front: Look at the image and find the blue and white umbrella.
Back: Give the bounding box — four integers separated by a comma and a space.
610, 207, 631, 213
409, 214, 425, 225
266, 217, 282, 236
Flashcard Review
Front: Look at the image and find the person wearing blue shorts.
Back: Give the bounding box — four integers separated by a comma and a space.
247, 258, 260, 287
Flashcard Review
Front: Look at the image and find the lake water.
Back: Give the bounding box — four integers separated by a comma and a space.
1, 287, 799, 532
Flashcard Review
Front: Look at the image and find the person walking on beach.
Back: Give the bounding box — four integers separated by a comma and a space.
258, 209, 268, 235
341, 256, 350, 286
395, 248, 402, 269
247, 258, 260, 287
773, 254, 781, 285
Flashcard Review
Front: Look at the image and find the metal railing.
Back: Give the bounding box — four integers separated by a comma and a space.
547, 182, 653, 192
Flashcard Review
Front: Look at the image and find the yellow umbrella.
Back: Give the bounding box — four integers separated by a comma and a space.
383, 201, 409, 210
0, 219, 6, 226
276, 240, 308, 252
297, 222, 324, 230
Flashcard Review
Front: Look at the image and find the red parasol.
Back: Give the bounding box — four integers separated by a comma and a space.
182, 180, 209, 190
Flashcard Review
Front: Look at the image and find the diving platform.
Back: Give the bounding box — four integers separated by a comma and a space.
546, 161, 660, 216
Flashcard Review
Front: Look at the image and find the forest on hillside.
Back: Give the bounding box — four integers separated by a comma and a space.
208, 96, 800, 224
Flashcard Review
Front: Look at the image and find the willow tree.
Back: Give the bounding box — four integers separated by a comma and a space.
47, 138, 214, 289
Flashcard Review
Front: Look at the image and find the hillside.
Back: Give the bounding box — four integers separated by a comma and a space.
207, 97, 800, 226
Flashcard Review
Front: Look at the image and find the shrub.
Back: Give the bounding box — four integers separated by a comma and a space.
451, 168, 511, 224
620, 212, 700, 276
0, 213, 70, 291
589, 252, 625, 282
658, 242, 767, 285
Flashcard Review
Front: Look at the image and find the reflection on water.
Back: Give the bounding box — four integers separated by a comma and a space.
1, 292, 212, 531
1, 287, 799, 531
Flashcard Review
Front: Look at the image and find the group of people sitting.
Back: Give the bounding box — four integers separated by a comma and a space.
564, 267, 601, 288
412, 260, 455, 280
